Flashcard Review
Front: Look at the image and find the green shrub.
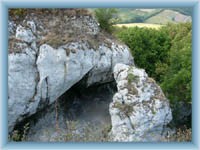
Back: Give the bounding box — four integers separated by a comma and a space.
161, 23, 192, 104
115, 23, 191, 104
94, 8, 118, 33
115, 26, 171, 82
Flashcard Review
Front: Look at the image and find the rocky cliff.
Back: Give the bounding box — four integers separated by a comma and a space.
8, 9, 172, 141
8, 9, 133, 133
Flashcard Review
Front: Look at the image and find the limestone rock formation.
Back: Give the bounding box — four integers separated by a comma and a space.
8, 9, 133, 132
8, 9, 172, 142
109, 64, 172, 141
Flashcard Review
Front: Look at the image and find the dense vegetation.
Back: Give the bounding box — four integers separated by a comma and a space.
115, 23, 192, 126
115, 26, 171, 82
160, 23, 192, 104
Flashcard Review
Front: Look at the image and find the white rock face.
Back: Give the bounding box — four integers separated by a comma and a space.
8, 23, 133, 132
15, 25, 36, 43
8, 11, 172, 142
109, 64, 172, 142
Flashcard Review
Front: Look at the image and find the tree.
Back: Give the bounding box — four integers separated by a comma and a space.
94, 8, 118, 33
161, 23, 192, 104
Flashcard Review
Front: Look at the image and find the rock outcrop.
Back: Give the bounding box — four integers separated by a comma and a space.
8, 9, 133, 132
109, 64, 172, 141
8, 9, 172, 142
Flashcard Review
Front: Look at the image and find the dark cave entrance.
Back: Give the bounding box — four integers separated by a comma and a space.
12, 79, 117, 142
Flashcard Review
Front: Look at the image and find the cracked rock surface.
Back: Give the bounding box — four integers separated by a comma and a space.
109, 64, 172, 142
8, 10, 133, 132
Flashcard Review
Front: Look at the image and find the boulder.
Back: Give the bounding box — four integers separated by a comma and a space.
109, 64, 172, 141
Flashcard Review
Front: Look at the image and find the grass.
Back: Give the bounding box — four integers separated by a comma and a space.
114, 23, 163, 29
164, 126, 192, 142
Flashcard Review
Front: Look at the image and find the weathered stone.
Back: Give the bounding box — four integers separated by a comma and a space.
15, 25, 36, 43
109, 64, 172, 141
8, 19, 133, 132
8, 10, 172, 143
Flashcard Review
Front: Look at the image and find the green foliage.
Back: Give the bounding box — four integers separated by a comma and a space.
115, 22, 191, 105
94, 8, 118, 33
115, 26, 171, 82
161, 23, 192, 104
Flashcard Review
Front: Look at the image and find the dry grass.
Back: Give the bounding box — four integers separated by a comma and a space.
114, 23, 163, 29
165, 126, 192, 142
9, 123, 30, 141
9, 9, 91, 21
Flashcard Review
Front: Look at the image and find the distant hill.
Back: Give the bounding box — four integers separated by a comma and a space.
145, 9, 192, 24
169, 8, 192, 16
89, 8, 192, 25
116, 8, 163, 23
116, 8, 192, 24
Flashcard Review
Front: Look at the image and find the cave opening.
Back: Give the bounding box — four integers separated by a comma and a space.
12, 79, 117, 142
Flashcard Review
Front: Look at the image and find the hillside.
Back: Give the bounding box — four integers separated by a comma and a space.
89, 8, 192, 25
145, 9, 192, 24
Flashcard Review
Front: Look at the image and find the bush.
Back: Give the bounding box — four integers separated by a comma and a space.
115, 23, 191, 104
94, 8, 118, 33
161, 23, 192, 104
115, 26, 171, 82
